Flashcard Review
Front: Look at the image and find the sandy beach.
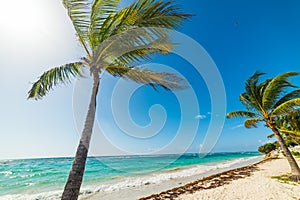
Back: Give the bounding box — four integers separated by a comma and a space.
82, 157, 300, 200
142, 158, 300, 200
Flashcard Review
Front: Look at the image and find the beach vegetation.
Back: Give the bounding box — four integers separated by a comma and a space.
271, 173, 300, 185
292, 151, 300, 158
258, 143, 276, 154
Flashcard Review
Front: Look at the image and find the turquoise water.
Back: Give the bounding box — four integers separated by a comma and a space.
0, 152, 261, 198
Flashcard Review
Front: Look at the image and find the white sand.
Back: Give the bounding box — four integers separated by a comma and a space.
177, 158, 300, 200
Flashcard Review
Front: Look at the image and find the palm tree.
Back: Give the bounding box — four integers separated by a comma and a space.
27, 0, 191, 199
227, 71, 300, 181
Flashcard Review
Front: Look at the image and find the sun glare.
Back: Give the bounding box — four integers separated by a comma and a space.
1, 1, 46, 37
0, 0, 80, 63
0, 0, 69, 51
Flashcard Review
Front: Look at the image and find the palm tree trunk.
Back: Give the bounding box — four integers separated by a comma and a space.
61, 70, 100, 200
269, 124, 300, 181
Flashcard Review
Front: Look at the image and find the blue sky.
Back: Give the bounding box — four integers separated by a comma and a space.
0, 0, 300, 159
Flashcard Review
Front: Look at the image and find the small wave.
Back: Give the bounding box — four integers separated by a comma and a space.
89, 156, 263, 193
0, 191, 61, 200
0, 171, 12, 176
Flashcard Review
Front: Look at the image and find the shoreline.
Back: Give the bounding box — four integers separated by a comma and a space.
82, 156, 263, 200
148, 158, 300, 200
139, 158, 269, 200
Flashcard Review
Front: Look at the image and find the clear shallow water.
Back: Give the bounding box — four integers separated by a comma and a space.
0, 152, 262, 199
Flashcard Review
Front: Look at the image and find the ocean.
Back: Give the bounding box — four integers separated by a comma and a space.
0, 152, 262, 199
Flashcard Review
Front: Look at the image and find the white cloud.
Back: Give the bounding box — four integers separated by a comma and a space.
206, 112, 220, 117
195, 114, 207, 119
258, 139, 269, 145
147, 148, 158, 152
230, 124, 244, 130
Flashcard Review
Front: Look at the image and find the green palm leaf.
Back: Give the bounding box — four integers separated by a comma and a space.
244, 71, 265, 113
273, 89, 300, 109
94, 28, 172, 67
226, 111, 258, 119
244, 118, 262, 128
63, 0, 91, 55
272, 98, 300, 115
262, 72, 298, 110
274, 111, 300, 143
276, 110, 300, 131
98, 0, 191, 44
258, 78, 272, 99
131, 0, 192, 28
89, 0, 121, 50
279, 129, 300, 138
106, 65, 187, 90
110, 37, 173, 66
240, 93, 259, 112
28, 62, 83, 100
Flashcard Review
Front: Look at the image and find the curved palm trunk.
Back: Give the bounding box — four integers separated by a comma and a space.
269, 124, 300, 181
62, 70, 100, 200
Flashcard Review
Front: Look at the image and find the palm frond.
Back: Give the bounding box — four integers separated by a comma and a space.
276, 110, 300, 130
94, 27, 172, 67
239, 93, 258, 111
105, 65, 187, 90
226, 111, 258, 119
258, 78, 272, 98
289, 111, 300, 131
273, 89, 300, 109
244, 118, 262, 128
63, 0, 91, 55
262, 71, 299, 110
89, 0, 121, 50
272, 98, 300, 115
28, 62, 83, 100
114, 44, 171, 64
95, 6, 148, 45
97, 0, 191, 43
244, 71, 266, 113
131, 0, 192, 28
107, 36, 173, 66
278, 129, 300, 138
245, 71, 265, 92
275, 111, 300, 142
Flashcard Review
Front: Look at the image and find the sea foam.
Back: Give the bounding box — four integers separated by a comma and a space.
90, 156, 261, 193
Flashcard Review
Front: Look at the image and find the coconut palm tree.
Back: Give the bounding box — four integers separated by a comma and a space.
227, 71, 300, 181
27, 0, 191, 199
